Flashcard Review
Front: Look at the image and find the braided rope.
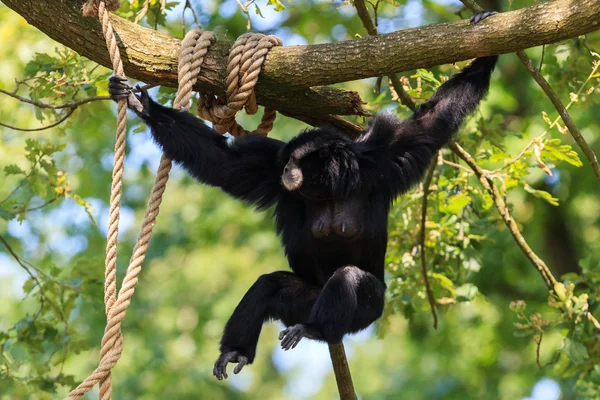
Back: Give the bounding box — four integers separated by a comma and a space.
71, 2, 278, 397
68, 4, 210, 397
198, 32, 281, 136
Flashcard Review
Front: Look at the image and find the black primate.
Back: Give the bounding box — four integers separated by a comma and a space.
109, 12, 497, 380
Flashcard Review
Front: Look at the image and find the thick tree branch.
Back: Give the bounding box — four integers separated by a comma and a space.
3, 0, 599, 120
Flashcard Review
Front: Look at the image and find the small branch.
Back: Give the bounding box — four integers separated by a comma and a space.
328, 342, 357, 400
459, 0, 600, 182
354, 0, 417, 112
0, 89, 110, 109
516, 53, 600, 182
441, 157, 473, 173
389, 74, 417, 111
535, 332, 544, 370
134, 0, 151, 24
0, 108, 76, 132
354, 0, 378, 36
449, 141, 558, 290
419, 161, 439, 329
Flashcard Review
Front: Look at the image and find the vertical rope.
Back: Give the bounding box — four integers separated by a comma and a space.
68, 5, 212, 397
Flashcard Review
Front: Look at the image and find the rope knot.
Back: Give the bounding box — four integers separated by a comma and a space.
82, 0, 121, 17
198, 32, 282, 136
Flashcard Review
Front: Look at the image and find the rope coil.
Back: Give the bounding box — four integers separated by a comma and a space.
198, 32, 281, 136
71, 1, 280, 398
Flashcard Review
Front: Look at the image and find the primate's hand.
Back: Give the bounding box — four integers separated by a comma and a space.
108, 76, 147, 115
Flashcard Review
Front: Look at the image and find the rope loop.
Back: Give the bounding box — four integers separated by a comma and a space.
198, 32, 282, 136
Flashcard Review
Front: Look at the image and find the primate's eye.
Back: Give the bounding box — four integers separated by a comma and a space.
319, 148, 330, 159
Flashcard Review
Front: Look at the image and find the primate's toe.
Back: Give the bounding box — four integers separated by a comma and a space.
233, 356, 248, 374
470, 10, 497, 24
279, 324, 305, 351
213, 351, 249, 380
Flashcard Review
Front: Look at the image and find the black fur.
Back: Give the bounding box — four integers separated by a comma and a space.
110, 47, 497, 379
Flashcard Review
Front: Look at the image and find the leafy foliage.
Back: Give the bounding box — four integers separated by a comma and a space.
0, 1, 599, 399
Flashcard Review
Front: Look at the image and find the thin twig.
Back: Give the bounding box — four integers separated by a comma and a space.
354, 0, 417, 112
441, 158, 473, 173
0, 108, 76, 132
134, 0, 151, 24
449, 141, 558, 289
0, 89, 110, 109
419, 161, 439, 329
535, 332, 543, 370
459, 0, 600, 182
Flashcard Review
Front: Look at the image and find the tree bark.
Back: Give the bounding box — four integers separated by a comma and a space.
3, 0, 600, 120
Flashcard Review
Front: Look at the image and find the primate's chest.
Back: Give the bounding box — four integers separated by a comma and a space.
305, 197, 363, 239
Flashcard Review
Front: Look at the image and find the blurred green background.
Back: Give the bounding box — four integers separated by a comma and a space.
0, 0, 599, 399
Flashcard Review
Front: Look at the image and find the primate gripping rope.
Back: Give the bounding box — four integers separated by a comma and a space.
69, 1, 279, 398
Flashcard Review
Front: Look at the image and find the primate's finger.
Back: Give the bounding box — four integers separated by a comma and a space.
234, 357, 248, 374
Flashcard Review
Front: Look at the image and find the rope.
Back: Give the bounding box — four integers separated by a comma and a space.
71, 1, 278, 397
68, 2, 211, 397
198, 32, 281, 136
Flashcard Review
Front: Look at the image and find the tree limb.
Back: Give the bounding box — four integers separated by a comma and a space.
3, 0, 600, 121
328, 342, 357, 400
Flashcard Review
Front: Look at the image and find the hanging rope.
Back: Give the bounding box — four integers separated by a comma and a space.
198, 32, 281, 136
68, 1, 213, 398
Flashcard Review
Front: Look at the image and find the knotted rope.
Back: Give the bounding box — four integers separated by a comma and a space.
69, 2, 213, 398
198, 32, 281, 136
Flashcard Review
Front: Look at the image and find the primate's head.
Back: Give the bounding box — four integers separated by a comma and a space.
279, 129, 360, 201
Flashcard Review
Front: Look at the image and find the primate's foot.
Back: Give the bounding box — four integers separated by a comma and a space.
213, 351, 249, 380
279, 324, 307, 350
279, 324, 323, 350
470, 10, 497, 24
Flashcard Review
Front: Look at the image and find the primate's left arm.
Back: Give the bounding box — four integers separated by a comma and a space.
356, 12, 498, 197
358, 55, 498, 196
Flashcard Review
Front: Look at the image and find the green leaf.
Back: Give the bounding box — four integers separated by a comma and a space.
0, 207, 17, 221
28, 172, 48, 198
443, 193, 471, 214
23, 278, 35, 294
456, 283, 478, 302
4, 165, 26, 176
541, 138, 583, 167
564, 338, 589, 364
267, 0, 286, 11
524, 186, 559, 206
412, 69, 441, 85
254, 3, 264, 17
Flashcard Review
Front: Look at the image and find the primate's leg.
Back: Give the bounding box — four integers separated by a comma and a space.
213, 271, 319, 379
279, 266, 385, 350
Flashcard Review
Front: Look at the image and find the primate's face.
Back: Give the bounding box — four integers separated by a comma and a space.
281, 142, 358, 202
281, 147, 332, 201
